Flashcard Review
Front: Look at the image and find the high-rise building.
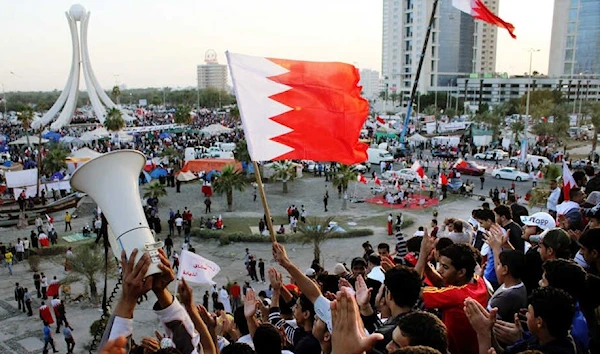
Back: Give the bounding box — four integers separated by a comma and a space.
381, 0, 499, 98
197, 49, 228, 91
548, 0, 600, 78
359, 69, 381, 100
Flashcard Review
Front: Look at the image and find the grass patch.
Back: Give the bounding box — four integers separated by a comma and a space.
190, 227, 375, 245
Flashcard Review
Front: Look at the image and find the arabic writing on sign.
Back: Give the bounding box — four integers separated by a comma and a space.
193, 263, 216, 272
182, 270, 197, 277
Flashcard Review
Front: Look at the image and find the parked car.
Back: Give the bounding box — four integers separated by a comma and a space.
474, 149, 507, 160
452, 160, 486, 176
381, 168, 422, 183
492, 167, 530, 181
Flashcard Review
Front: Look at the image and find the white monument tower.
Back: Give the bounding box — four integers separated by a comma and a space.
32, 4, 131, 131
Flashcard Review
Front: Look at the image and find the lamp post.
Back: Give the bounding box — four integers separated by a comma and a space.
524, 49, 540, 131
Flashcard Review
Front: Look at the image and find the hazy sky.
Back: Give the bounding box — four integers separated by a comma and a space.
0, 0, 554, 92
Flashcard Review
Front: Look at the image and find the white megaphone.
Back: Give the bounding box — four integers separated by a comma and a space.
70, 150, 163, 277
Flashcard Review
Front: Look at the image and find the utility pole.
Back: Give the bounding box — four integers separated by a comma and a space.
524, 49, 540, 132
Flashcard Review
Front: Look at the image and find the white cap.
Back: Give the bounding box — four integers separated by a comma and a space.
520, 212, 556, 231
304, 268, 316, 277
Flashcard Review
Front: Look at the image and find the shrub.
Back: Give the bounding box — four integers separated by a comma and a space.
401, 217, 415, 228
329, 229, 374, 239
28, 255, 41, 272
89, 317, 108, 338
31, 245, 69, 257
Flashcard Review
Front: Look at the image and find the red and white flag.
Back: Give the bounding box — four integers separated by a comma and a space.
411, 161, 425, 179
439, 173, 449, 186
227, 52, 369, 164
177, 250, 221, 285
562, 161, 577, 201
357, 174, 368, 184
376, 116, 385, 125
395, 180, 401, 190
452, 0, 516, 39
374, 176, 382, 186
537, 170, 544, 179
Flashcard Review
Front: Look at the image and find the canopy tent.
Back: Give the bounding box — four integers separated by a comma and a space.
149, 167, 168, 179
60, 136, 85, 147
69, 147, 102, 160
8, 136, 49, 145
80, 127, 110, 142
375, 131, 398, 139
407, 133, 428, 143
42, 131, 62, 142
200, 124, 232, 136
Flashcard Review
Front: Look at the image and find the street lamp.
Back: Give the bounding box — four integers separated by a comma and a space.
524, 49, 540, 130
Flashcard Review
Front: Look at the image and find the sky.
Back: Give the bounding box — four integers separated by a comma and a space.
0, 0, 554, 92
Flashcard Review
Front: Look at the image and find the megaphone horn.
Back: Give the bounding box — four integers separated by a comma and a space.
70, 150, 162, 277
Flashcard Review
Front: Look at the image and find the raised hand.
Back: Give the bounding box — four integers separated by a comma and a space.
268, 267, 283, 290
176, 278, 194, 308
354, 275, 372, 308
381, 257, 395, 272
120, 249, 153, 307
330, 287, 383, 354
464, 297, 497, 335
338, 277, 353, 290
140, 337, 160, 354
197, 305, 217, 329
486, 224, 508, 251
152, 249, 175, 293
272, 242, 291, 268
99, 336, 127, 354
244, 288, 259, 318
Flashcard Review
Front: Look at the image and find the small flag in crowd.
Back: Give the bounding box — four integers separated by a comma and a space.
374, 175, 382, 186
226, 52, 369, 164
357, 174, 368, 184
452, 0, 516, 39
177, 250, 221, 285
562, 161, 577, 201
411, 161, 425, 179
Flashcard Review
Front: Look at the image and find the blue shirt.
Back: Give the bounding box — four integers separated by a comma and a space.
43, 326, 51, 339
571, 303, 589, 352
484, 248, 498, 284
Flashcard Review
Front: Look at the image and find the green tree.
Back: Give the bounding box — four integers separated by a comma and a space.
331, 164, 358, 210
271, 161, 297, 193
230, 105, 240, 120
68, 244, 116, 302
294, 217, 335, 263
213, 165, 247, 211
112, 86, 121, 105
423, 105, 438, 116
143, 181, 168, 201
151, 95, 162, 106
17, 106, 34, 147
472, 109, 502, 141
174, 105, 192, 125
510, 119, 526, 142
520, 89, 563, 108
378, 91, 388, 104
389, 92, 399, 108
234, 140, 251, 163
104, 107, 125, 132
42, 143, 68, 175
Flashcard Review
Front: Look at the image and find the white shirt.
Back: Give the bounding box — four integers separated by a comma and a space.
547, 187, 561, 211
41, 277, 48, 287
175, 217, 183, 227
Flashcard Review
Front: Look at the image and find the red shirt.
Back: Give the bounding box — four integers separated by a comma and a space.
423, 275, 489, 354
230, 284, 241, 298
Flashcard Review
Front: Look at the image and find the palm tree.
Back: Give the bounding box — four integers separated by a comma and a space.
174, 105, 192, 125
143, 181, 168, 201
390, 92, 399, 108
112, 86, 121, 105
104, 107, 125, 132
271, 161, 297, 193
17, 106, 34, 147
68, 243, 116, 302
294, 216, 335, 263
234, 140, 251, 163
42, 143, 68, 175
510, 120, 526, 142
160, 147, 181, 165
213, 165, 247, 211
331, 164, 358, 210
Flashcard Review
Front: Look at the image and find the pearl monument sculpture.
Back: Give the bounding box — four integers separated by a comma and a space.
33, 4, 132, 130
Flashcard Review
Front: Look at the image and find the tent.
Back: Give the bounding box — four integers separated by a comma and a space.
60, 136, 84, 147
176, 171, 197, 182
42, 131, 62, 142
407, 133, 428, 143
150, 167, 168, 179
70, 147, 102, 160
181, 159, 242, 173
8, 136, 49, 145
200, 124, 232, 136
80, 127, 110, 142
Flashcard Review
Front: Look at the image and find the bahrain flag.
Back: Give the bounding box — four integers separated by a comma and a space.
452, 0, 516, 39
227, 52, 369, 164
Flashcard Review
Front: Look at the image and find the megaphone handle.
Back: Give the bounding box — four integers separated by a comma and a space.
145, 241, 164, 265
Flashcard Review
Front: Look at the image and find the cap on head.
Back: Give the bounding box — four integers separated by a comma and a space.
521, 212, 556, 231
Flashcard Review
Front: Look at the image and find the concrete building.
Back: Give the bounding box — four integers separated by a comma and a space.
457, 75, 600, 108
359, 69, 381, 100
381, 0, 499, 101
197, 49, 228, 91
548, 0, 600, 78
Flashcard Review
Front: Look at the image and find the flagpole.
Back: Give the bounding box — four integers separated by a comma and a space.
252, 161, 277, 243
399, 0, 440, 147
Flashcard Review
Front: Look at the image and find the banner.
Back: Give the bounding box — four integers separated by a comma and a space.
123, 124, 182, 134
6, 168, 38, 188
177, 250, 220, 285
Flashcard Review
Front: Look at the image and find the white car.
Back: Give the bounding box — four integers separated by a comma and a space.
382, 168, 422, 183
492, 167, 530, 181
474, 150, 508, 160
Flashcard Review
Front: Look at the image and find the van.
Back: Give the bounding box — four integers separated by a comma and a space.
366, 148, 395, 165
510, 154, 551, 168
